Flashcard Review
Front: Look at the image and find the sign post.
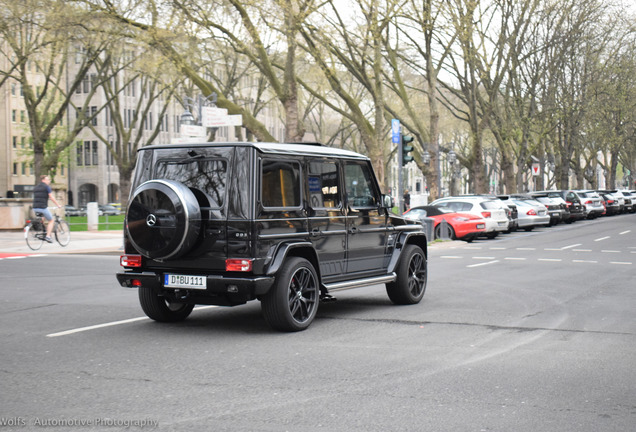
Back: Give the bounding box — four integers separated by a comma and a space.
392, 119, 403, 213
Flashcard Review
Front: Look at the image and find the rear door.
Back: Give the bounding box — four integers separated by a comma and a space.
306, 159, 347, 277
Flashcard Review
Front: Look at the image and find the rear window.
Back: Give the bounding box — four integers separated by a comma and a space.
480, 200, 502, 210
155, 158, 228, 208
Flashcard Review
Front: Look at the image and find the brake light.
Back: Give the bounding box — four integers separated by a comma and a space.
565, 201, 572, 207
607, 199, 615, 204
226, 258, 254, 272
120, 255, 142, 267
585, 200, 593, 205
526, 209, 537, 216
481, 211, 492, 218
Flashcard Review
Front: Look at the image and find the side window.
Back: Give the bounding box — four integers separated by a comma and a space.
308, 161, 340, 208
261, 159, 301, 208
344, 162, 378, 208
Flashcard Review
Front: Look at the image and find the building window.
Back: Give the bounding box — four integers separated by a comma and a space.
91, 106, 97, 126
84, 141, 90, 166
12, 136, 17, 148
92, 141, 98, 165
13, 163, 18, 175
12, 110, 16, 122
20, 110, 25, 123
77, 142, 83, 166
11, 83, 16, 96
21, 137, 26, 148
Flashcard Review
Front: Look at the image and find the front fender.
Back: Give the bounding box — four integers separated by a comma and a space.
387, 232, 428, 273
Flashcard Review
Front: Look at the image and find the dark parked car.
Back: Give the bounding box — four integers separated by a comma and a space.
117, 142, 428, 332
528, 193, 568, 225
598, 192, 621, 215
535, 190, 585, 223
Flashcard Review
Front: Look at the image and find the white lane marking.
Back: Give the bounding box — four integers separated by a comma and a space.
463, 246, 482, 250
601, 250, 620, 253
594, 236, 610, 242
573, 249, 592, 252
6, 256, 28, 260
47, 305, 218, 337
489, 247, 507, 250
473, 256, 496, 260
544, 248, 562, 251
561, 243, 581, 250
467, 260, 499, 268
610, 262, 632, 265
505, 257, 526, 261
573, 260, 598, 264
538, 258, 562, 262
619, 230, 631, 235
516, 247, 536, 251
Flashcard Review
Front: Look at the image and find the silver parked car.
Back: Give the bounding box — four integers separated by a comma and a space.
574, 190, 604, 219
512, 198, 550, 231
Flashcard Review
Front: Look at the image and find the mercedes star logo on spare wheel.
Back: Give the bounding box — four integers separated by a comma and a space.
146, 214, 157, 227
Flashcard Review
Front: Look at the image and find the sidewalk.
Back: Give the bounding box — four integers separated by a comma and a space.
0, 229, 460, 255
0, 229, 124, 255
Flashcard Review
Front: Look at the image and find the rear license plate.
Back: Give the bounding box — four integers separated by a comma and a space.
164, 274, 207, 289
476, 224, 485, 229
498, 222, 507, 226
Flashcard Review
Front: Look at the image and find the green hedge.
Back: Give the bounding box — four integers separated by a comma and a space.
66, 215, 125, 231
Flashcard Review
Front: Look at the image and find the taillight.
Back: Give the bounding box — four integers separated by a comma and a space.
481, 211, 492, 218
226, 258, 254, 272
120, 255, 142, 267
565, 201, 572, 207
607, 200, 615, 204
585, 200, 593, 205
527, 209, 537, 216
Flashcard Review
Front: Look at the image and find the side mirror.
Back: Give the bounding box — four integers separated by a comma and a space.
382, 194, 394, 209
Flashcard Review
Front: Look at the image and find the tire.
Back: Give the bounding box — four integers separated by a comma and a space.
386, 244, 427, 305
434, 223, 455, 240
486, 232, 498, 239
261, 257, 319, 332
25, 224, 44, 251
126, 180, 202, 260
138, 287, 194, 322
55, 220, 71, 246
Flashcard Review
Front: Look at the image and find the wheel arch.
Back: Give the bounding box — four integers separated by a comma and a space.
265, 242, 321, 280
387, 232, 428, 274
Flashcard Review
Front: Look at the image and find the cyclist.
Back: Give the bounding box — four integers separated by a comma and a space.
32, 174, 62, 243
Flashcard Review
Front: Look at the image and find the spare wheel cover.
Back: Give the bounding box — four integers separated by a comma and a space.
126, 180, 201, 260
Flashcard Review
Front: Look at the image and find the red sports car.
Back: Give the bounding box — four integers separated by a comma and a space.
403, 205, 487, 242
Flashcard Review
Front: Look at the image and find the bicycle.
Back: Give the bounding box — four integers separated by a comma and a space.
24, 212, 71, 250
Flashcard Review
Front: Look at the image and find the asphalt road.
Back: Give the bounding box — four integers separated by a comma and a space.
1, 214, 635, 431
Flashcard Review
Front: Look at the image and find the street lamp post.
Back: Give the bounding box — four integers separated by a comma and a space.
180, 92, 217, 127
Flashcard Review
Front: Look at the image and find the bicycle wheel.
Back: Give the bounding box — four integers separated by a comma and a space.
25, 224, 44, 250
55, 219, 71, 246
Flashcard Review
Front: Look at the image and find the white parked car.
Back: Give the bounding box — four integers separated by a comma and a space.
430, 196, 509, 239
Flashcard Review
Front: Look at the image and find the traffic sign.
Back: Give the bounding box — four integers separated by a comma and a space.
391, 119, 400, 144
532, 163, 540, 176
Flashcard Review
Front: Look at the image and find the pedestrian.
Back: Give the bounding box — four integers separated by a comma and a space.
32, 174, 62, 243
403, 189, 411, 211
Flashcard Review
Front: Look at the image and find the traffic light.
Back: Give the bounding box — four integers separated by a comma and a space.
402, 135, 414, 166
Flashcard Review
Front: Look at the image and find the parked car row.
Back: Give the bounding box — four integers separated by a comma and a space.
64, 204, 121, 217
404, 189, 635, 242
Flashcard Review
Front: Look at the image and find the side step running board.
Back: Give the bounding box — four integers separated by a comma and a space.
324, 273, 396, 292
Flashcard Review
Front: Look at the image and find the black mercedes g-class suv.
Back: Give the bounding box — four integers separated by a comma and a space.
117, 142, 428, 331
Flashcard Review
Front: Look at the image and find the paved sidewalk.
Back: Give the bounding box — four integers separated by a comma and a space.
0, 229, 124, 254
1, 228, 460, 255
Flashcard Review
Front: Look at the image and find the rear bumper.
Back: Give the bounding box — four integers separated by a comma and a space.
116, 271, 275, 297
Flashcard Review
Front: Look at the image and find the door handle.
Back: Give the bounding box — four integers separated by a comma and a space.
310, 228, 321, 237
349, 226, 358, 234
